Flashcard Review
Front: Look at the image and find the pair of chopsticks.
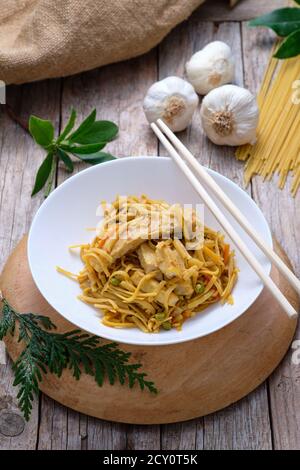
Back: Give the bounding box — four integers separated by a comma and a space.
151, 118, 300, 319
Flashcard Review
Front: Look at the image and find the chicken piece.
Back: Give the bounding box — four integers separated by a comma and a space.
137, 243, 158, 273
131, 271, 178, 307
107, 216, 148, 260
103, 210, 182, 262
155, 241, 185, 279
174, 279, 194, 296
173, 238, 192, 260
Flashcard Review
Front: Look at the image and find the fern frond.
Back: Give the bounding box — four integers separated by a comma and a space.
0, 293, 157, 421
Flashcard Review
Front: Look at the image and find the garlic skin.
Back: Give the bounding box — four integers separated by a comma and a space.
200, 84, 259, 146
143, 76, 199, 132
186, 41, 235, 95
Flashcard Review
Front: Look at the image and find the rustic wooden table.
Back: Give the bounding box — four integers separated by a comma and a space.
0, 0, 299, 450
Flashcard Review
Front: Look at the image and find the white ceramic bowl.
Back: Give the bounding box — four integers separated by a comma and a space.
28, 157, 272, 346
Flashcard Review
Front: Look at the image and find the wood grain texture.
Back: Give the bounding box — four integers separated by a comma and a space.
50, 51, 159, 451
161, 421, 199, 450
0, 0, 299, 449
0, 237, 298, 426
158, 19, 273, 449
0, 81, 61, 449
203, 388, 272, 450
241, 23, 300, 451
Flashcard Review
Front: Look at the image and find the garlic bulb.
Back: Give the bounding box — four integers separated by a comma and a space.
143, 76, 199, 132
200, 84, 259, 146
186, 41, 235, 95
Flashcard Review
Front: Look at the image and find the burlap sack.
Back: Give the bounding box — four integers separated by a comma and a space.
0, 0, 206, 85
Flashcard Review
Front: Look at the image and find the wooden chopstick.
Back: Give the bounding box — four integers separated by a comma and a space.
156, 118, 300, 297
151, 121, 298, 319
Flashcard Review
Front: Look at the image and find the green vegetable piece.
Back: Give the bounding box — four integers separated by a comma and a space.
155, 313, 166, 321
195, 282, 205, 294
162, 321, 172, 330
110, 277, 121, 286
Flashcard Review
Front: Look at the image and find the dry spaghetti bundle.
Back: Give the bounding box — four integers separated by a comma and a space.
236, 54, 300, 196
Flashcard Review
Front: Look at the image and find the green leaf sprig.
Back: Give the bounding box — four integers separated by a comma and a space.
29, 109, 118, 197
0, 294, 157, 421
249, 0, 300, 59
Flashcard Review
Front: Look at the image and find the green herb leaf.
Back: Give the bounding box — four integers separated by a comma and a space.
0, 295, 158, 421
70, 121, 118, 144
57, 148, 74, 172
75, 151, 116, 165
29, 116, 54, 148
68, 108, 96, 142
31, 152, 54, 196
274, 29, 300, 58
0, 301, 16, 339
61, 142, 106, 154
249, 8, 300, 36
13, 345, 43, 421
29, 108, 118, 197
57, 109, 77, 143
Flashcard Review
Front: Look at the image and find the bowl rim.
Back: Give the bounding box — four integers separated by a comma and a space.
28, 156, 272, 345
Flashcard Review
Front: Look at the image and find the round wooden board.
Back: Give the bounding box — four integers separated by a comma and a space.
0, 236, 298, 424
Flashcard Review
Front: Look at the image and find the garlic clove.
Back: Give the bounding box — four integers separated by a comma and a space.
143, 76, 199, 132
186, 41, 235, 95
200, 84, 259, 146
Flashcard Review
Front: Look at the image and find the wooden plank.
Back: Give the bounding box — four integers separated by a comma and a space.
241, 23, 300, 450
37, 397, 68, 450
158, 20, 273, 450
197, 0, 286, 22
203, 385, 272, 449
0, 80, 61, 449
1, 6, 294, 451
86, 418, 126, 450
161, 421, 199, 450
67, 412, 88, 450
36, 51, 160, 450
38, 398, 89, 450
58, 51, 158, 184
126, 425, 160, 450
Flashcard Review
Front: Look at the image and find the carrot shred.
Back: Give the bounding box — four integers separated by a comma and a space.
98, 238, 106, 248
223, 244, 230, 264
